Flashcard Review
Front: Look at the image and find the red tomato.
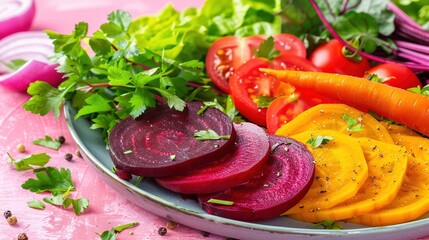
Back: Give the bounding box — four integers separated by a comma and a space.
229, 55, 319, 126
364, 62, 422, 89
266, 91, 338, 134
309, 39, 370, 77
206, 34, 306, 93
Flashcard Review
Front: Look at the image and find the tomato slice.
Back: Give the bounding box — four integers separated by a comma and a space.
229, 54, 320, 126
206, 34, 306, 93
266, 90, 338, 134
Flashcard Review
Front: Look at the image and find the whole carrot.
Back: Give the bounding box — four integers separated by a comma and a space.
261, 69, 429, 137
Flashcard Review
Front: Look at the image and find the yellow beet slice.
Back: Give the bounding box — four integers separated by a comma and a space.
275, 104, 393, 143
282, 130, 368, 215
289, 138, 407, 222
380, 121, 419, 137
349, 154, 429, 226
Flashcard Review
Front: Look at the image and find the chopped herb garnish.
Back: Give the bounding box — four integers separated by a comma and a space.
98, 222, 139, 240
21, 166, 75, 194
27, 199, 45, 210
207, 198, 234, 206
342, 113, 364, 132
123, 150, 133, 154
32, 135, 62, 150
270, 141, 292, 153
43, 188, 89, 215
169, 154, 176, 161
253, 36, 281, 60
194, 130, 230, 141
408, 84, 429, 97
312, 220, 343, 230
306, 134, 334, 148
257, 95, 275, 108
133, 176, 144, 186
7, 152, 50, 171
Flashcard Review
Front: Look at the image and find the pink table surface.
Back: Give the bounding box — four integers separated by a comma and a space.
0, 0, 226, 239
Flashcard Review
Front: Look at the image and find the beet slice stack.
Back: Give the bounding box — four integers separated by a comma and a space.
109, 102, 236, 177
198, 135, 315, 222
156, 122, 270, 194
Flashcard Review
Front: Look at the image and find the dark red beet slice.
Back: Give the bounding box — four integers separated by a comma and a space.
155, 122, 270, 194
198, 135, 315, 222
109, 101, 236, 177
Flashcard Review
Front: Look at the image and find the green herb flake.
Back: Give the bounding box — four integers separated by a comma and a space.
194, 130, 230, 141
306, 135, 334, 149
27, 199, 45, 210
98, 222, 139, 240
21, 167, 75, 194
256, 95, 275, 108
7, 152, 50, 171
207, 198, 234, 206
342, 113, 364, 132
312, 220, 343, 230
133, 176, 143, 186
32, 135, 62, 150
123, 150, 133, 155
253, 36, 280, 60
169, 155, 176, 161
43, 192, 90, 215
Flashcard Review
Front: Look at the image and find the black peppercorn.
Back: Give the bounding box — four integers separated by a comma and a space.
58, 136, 66, 144
158, 227, 167, 236
202, 231, 210, 237
65, 153, 73, 161
3, 210, 11, 219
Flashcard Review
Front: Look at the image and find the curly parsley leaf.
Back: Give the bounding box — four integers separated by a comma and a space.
21, 167, 75, 194
32, 135, 62, 150
27, 199, 46, 210
7, 153, 50, 171
253, 36, 280, 60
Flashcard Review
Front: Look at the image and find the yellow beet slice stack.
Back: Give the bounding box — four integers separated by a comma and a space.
282, 130, 368, 215
275, 103, 394, 143
288, 137, 408, 222
349, 135, 429, 226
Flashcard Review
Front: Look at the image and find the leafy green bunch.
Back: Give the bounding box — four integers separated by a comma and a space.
23, 11, 212, 141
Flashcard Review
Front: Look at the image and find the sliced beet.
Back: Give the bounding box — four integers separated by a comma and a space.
155, 122, 270, 194
198, 135, 315, 222
109, 101, 236, 177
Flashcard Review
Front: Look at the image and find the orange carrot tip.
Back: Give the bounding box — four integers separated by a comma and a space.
260, 68, 429, 138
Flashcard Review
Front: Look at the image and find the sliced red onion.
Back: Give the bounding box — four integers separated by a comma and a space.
0, 0, 36, 39
0, 31, 64, 92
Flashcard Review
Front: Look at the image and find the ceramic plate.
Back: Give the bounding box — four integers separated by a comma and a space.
64, 102, 429, 240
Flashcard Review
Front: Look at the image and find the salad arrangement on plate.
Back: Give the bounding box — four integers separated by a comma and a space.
2, 0, 429, 228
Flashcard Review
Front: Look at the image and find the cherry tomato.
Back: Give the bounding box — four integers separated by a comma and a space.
364, 62, 422, 90
266, 90, 338, 134
229, 55, 319, 126
206, 34, 306, 93
309, 39, 370, 77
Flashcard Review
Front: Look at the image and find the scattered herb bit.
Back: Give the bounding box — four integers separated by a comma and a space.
133, 176, 143, 186
312, 220, 343, 230
16, 143, 26, 153
43, 190, 89, 215
64, 153, 73, 161
207, 198, 234, 206
342, 113, 364, 132
98, 222, 139, 240
169, 154, 176, 161
32, 135, 62, 150
123, 150, 133, 155
257, 95, 275, 108
270, 141, 292, 153
6, 215, 17, 225
408, 84, 429, 97
114, 222, 139, 232
158, 227, 168, 236
194, 130, 230, 141
27, 199, 46, 210
76, 150, 83, 158
253, 36, 281, 60
3, 210, 12, 219
21, 166, 75, 194
306, 134, 334, 148
7, 152, 50, 171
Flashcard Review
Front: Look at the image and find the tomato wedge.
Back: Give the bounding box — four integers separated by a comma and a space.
206, 34, 306, 93
229, 54, 320, 126
266, 90, 338, 134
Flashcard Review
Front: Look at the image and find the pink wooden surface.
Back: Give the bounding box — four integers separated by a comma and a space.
0, 0, 225, 239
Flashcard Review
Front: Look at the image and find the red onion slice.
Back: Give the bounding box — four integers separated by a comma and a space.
0, 31, 64, 92
0, 0, 36, 39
